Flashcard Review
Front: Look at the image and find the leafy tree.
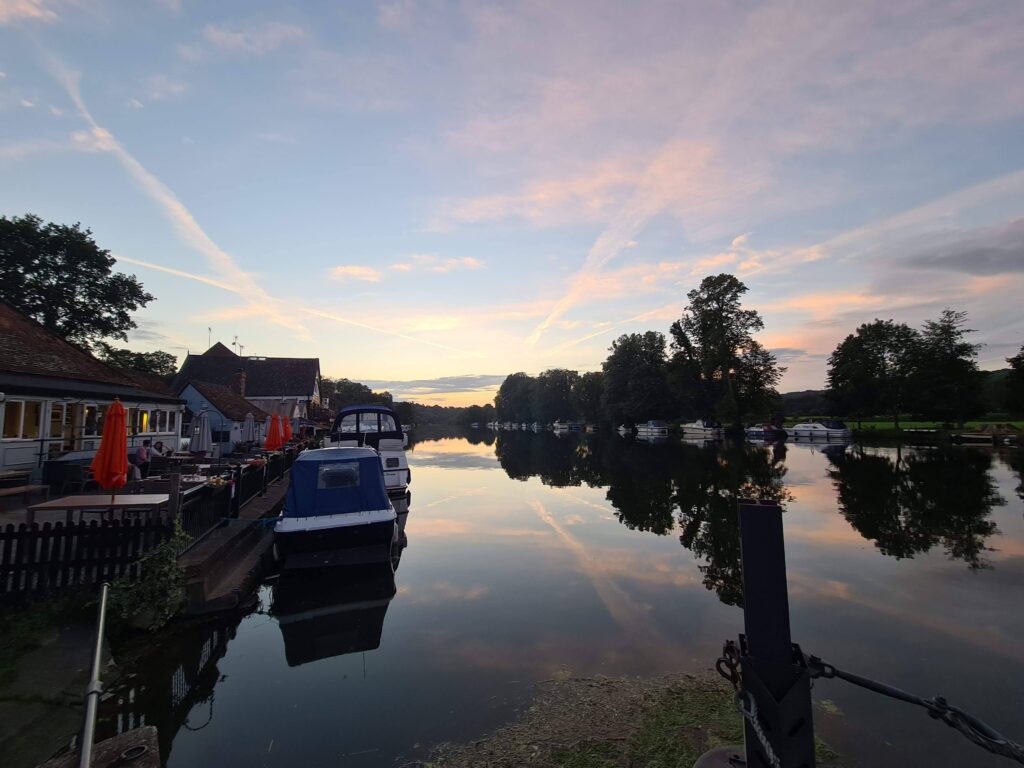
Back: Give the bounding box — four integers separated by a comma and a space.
98, 344, 178, 377
826, 320, 919, 428
601, 332, 672, 425
320, 377, 393, 410
532, 368, 579, 424
495, 372, 536, 422
0, 214, 154, 349
393, 401, 415, 426
1007, 344, 1024, 415
669, 274, 783, 425
571, 371, 605, 423
913, 309, 984, 426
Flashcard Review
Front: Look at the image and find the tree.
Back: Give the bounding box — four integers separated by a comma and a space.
669, 274, 783, 425
495, 372, 536, 422
912, 309, 984, 426
98, 344, 178, 377
826, 320, 919, 428
601, 332, 672, 424
0, 214, 154, 349
532, 369, 579, 424
1007, 344, 1024, 415
320, 377, 393, 410
571, 371, 605, 423
393, 401, 415, 426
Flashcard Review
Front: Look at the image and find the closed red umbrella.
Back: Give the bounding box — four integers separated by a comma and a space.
282, 416, 293, 442
90, 399, 129, 501
264, 414, 284, 451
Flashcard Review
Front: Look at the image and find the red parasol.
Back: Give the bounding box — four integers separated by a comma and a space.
282, 416, 293, 442
90, 399, 129, 501
264, 414, 284, 451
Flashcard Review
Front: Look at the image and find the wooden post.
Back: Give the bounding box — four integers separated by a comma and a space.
167, 472, 181, 522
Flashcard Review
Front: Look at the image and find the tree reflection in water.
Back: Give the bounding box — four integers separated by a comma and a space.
826, 446, 1004, 569
495, 432, 790, 605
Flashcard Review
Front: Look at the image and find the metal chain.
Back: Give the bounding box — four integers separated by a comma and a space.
717, 641, 782, 768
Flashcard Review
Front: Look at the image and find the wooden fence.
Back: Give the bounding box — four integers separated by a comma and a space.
0, 518, 172, 597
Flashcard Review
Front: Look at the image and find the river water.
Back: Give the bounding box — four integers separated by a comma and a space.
99, 430, 1024, 767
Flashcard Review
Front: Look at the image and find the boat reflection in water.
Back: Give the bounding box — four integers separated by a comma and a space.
271, 510, 407, 667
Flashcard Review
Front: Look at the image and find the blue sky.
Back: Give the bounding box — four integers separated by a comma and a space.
2, 0, 1023, 405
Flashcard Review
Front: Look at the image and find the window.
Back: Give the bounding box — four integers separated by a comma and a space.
339, 414, 358, 433
168, 411, 177, 433
22, 401, 41, 439
3, 401, 21, 439
380, 414, 397, 432
49, 403, 66, 438
84, 405, 99, 436
140, 410, 150, 433
157, 411, 167, 432
318, 462, 360, 489
359, 412, 379, 432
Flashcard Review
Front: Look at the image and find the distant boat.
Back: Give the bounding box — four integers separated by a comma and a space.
617, 424, 633, 436
745, 423, 787, 441
681, 419, 724, 438
786, 419, 852, 440
470, 422, 480, 428
553, 420, 569, 433
635, 420, 669, 438
585, 424, 597, 433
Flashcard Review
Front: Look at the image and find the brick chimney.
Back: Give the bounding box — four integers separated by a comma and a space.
232, 368, 247, 398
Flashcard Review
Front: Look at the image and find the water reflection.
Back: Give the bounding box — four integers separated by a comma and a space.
826, 446, 1004, 569
494, 433, 1009, 597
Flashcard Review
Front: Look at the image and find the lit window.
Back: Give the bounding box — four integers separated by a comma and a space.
22, 401, 41, 439
49, 403, 65, 438
3, 401, 22, 439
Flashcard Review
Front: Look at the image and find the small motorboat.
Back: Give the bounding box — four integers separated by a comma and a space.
635, 420, 670, 438
617, 424, 634, 436
786, 419, 852, 440
745, 423, 788, 441
553, 420, 569, 434
274, 447, 397, 567
324, 404, 411, 499
681, 419, 724, 438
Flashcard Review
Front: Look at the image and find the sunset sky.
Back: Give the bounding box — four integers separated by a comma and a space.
2, 0, 1023, 406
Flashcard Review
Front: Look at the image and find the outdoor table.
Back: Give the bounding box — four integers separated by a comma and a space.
27, 494, 170, 525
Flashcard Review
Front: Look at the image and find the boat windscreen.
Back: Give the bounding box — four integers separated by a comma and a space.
284, 455, 389, 517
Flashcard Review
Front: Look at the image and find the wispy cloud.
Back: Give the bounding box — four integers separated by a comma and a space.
45, 54, 307, 336
389, 254, 484, 273
0, 0, 57, 25
329, 265, 382, 282
180, 21, 306, 59
0, 129, 110, 160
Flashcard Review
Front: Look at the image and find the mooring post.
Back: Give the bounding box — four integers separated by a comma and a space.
737, 498, 815, 767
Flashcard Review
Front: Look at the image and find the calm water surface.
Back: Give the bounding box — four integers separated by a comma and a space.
100, 431, 1024, 767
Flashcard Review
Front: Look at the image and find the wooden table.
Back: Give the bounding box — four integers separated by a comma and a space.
27, 494, 170, 525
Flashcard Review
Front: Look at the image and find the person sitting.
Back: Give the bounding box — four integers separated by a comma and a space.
151, 440, 167, 457
136, 440, 152, 478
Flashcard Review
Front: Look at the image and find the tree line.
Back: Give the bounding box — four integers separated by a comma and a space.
496, 274, 785, 427
826, 310, 1024, 427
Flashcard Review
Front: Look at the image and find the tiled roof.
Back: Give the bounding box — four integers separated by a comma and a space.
184, 380, 270, 422
173, 345, 320, 397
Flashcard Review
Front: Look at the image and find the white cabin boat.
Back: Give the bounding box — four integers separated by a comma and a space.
635, 420, 669, 438
617, 424, 633, 436
786, 419, 852, 440
323, 405, 411, 500
681, 419, 724, 438
552, 420, 569, 433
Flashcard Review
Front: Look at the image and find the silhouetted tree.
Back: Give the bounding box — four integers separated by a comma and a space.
0, 214, 154, 349
532, 369, 579, 424
827, 319, 919, 428
1007, 343, 1024, 415
602, 332, 672, 424
913, 309, 984, 426
495, 372, 536, 422
97, 344, 177, 377
571, 371, 605, 423
669, 274, 783, 425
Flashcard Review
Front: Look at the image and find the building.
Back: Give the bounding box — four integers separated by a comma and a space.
173, 343, 321, 420
177, 380, 269, 456
0, 301, 185, 472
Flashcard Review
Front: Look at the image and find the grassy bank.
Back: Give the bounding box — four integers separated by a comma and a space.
425, 674, 840, 768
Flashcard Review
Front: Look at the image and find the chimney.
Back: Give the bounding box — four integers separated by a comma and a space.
233, 369, 247, 398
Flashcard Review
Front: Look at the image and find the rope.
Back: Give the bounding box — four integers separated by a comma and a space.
805, 655, 1024, 764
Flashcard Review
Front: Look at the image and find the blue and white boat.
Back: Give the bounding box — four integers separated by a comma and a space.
274, 447, 397, 567
323, 404, 411, 500
786, 419, 852, 441
636, 420, 670, 438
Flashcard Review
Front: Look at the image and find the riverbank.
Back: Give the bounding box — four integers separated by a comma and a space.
422, 673, 841, 768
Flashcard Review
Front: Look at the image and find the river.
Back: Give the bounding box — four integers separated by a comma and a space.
98, 430, 1024, 767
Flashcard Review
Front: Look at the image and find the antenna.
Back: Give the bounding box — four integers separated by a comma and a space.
232, 335, 238, 351
207, 327, 212, 348
238, 343, 245, 356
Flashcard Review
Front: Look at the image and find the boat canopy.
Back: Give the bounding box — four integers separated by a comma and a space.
330, 404, 403, 438
283, 447, 390, 518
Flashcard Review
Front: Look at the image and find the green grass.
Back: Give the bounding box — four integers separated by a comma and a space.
553, 742, 620, 768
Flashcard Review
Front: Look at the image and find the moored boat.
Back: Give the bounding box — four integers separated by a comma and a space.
681, 419, 724, 438
274, 447, 397, 567
745, 423, 788, 441
617, 424, 634, 436
553, 420, 569, 434
635, 420, 670, 438
323, 404, 411, 499
786, 419, 852, 440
